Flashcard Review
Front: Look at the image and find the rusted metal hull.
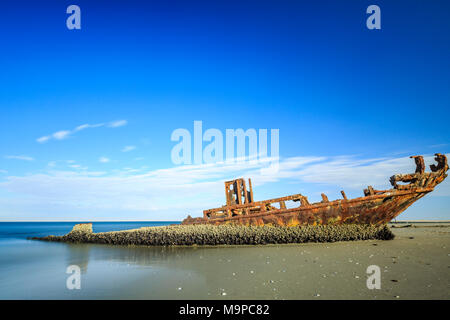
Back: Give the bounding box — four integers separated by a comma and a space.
183, 188, 432, 226
182, 154, 448, 226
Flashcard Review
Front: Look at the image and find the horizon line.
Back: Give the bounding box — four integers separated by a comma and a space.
0, 220, 182, 223
0, 220, 449, 223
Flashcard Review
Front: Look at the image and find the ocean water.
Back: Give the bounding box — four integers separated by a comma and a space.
0, 222, 183, 299
0, 221, 176, 241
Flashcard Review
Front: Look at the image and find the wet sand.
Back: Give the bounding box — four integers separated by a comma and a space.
54, 223, 447, 300
122, 223, 449, 299
2, 223, 448, 299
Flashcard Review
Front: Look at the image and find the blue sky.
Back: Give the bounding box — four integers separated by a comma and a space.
0, 0, 449, 221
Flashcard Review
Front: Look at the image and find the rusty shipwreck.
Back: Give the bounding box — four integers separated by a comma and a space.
182, 153, 448, 226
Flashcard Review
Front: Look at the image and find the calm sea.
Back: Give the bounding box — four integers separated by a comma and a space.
0, 221, 182, 299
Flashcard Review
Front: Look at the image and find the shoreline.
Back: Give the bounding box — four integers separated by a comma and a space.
2, 222, 448, 299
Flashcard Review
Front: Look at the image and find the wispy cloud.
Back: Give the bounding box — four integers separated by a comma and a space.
36, 120, 128, 143
52, 130, 71, 140
36, 136, 51, 143
99, 157, 110, 163
1, 153, 448, 220
428, 143, 448, 149
4, 155, 34, 161
74, 123, 104, 132
122, 145, 136, 152
108, 120, 128, 128
0, 170, 7, 174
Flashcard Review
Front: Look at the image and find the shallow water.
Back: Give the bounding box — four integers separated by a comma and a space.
0, 222, 179, 299
0, 222, 448, 299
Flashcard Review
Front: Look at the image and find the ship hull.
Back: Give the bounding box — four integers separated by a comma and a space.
182, 188, 433, 226
182, 154, 448, 227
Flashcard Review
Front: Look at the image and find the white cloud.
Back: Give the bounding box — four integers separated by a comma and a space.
36, 136, 50, 143
74, 124, 90, 132
37, 120, 126, 143
0, 170, 7, 174
4, 155, 34, 161
52, 130, 71, 140
99, 157, 110, 163
122, 145, 136, 152
0, 153, 448, 220
108, 120, 127, 128
74, 123, 104, 132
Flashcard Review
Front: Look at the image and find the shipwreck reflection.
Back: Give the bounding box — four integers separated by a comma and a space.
65, 243, 91, 273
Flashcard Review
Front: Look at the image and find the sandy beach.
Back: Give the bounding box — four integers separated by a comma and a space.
112, 223, 449, 300
1, 222, 448, 299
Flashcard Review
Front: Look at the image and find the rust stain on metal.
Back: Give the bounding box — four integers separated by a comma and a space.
182, 153, 448, 226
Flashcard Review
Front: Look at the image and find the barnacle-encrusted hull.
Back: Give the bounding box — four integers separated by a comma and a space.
34, 224, 395, 245
182, 154, 448, 227
183, 188, 432, 226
